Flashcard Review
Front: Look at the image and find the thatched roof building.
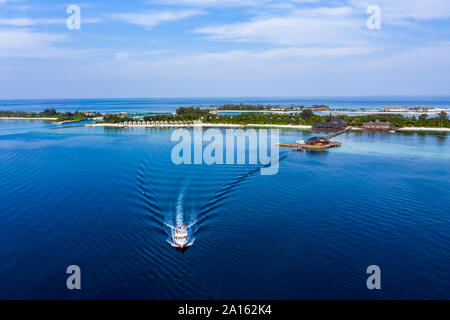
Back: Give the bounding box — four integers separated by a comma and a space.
306, 136, 330, 145
312, 118, 346, 131
362, 120, 392, 130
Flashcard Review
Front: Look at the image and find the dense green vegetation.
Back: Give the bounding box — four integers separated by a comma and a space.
103, 112, 170, 123
99, 105, 450, 128
140, 106, 450, 128
0, 108, 58, 118
3, 105, 449, 128
55, 111, 100, 122
103, 114, 127, 123
0, 108, 100, 122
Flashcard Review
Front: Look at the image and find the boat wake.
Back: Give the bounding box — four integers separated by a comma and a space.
136, 150, 288, 251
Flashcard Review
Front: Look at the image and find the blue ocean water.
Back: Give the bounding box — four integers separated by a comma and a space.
0, 96, 449, 113
0, 102, 449, 299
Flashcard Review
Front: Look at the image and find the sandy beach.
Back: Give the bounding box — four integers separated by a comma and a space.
396, 127, 450, 132
86, 122, 450, 132
86, 123, 314, 130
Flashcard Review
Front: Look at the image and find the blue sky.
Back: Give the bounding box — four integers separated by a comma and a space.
0, 0, 449, 99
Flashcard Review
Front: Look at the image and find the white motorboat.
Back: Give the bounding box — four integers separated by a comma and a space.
173, 224, 189, 248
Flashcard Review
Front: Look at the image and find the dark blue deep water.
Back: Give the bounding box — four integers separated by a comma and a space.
0, 116, 449, 299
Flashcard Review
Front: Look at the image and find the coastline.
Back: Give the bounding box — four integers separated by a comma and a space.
86, 123, 450, 132
319, 110, 450, 115
0, 117, 91, 124
214, 109, 450, 115
0, 117, 58, 120
52, 120, 86, 125
396, 127, 450, 132
86, 123, 313, 130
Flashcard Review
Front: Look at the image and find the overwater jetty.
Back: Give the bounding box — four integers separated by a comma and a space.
277, 127, 350, 151
50, 124, 86, 129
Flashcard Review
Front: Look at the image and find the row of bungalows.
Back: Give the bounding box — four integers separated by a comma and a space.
119, 120, 199, 126
312, 118, 347, 131
120, 121, 158, 126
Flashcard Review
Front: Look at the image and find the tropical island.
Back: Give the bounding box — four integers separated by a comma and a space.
0, 108, 102, 123
2, 105, 449, 131
98, 105, 450, 131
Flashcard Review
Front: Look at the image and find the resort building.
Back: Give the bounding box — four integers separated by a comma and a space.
312, 118, 346, 131
306, 136, 330, 146
80, 111, 95, 116
361, 120, 392, 131
278, 134, 342, 150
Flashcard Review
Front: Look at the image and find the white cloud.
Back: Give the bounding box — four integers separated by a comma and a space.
0, 29, 66, 57
0, 17, 100, 27
153, 0, 319, 8
108, 10, 204, 29
0, 0, 26, 5
0, 18, 65, 26
351, 0, 450, 22
152, 0, 271, 7
254, 45, 375, 59
184, 46, 374, 62
0, 29, 99, 58
114, 50, 168, 60
194, 6, 362, 46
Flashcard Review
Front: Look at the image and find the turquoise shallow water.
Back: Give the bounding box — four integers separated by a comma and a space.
1, 96, 449, 113
0, 119, 449, 299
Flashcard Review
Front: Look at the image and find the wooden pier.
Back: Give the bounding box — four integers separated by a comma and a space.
277, 126, 350, 151
324, 127, 352, 139
277, 141, 341, 151
50, 124, 86, 130
277, 143, 299, 148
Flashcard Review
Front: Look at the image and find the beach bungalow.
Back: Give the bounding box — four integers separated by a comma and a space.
306, 136, 330, 146
361, 120, 392, 131
312, 118, 346, 131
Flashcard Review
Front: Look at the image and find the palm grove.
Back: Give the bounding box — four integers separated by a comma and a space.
103, 106, 450, 128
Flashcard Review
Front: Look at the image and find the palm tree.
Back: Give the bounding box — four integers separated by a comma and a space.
438, 111, 448, 121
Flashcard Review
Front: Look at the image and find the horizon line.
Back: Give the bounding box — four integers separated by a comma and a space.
1, 95, 450, 102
